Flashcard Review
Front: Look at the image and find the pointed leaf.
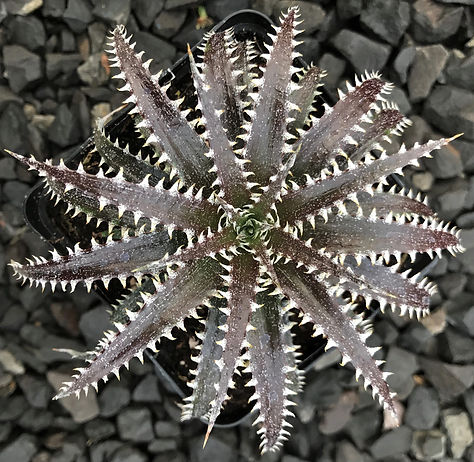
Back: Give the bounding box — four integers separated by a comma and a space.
246, 292, 299, 453
206, 252, 258, 432
275, 261, 397, 417
110, 26, 214, 188
54, 257, 222, 399
243, 8, 300, 185
291, 74, 391, 178
189, 46, 250, 207
279, 137, 456, 224
8, 152, 219, 233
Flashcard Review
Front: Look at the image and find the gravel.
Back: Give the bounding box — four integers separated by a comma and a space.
1, 1, 473, 461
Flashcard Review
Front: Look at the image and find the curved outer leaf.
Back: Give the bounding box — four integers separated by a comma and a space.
94, 123, 165, 185
269, 227, 432, 316
202, 31, 245, 141
110, 26, 214, 188
54, 257, 222, 399
10, 229, 173, 292
181, 304, 226, 421
189, 45, 250, 207
246, 292, 299, 453
275, 261, 397, 417
8, 152, 219, 233
278, 137, 457, 224
242, 7, 300, 185
205, 252, 259, 438
291, 75, 390, 178
357, 189, 434, 218
306, 215, 460, 256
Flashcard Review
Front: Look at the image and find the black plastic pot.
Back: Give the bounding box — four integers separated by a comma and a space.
23, 9, 437, 428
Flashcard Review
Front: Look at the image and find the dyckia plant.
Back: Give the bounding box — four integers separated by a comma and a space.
7, 7, 464, 453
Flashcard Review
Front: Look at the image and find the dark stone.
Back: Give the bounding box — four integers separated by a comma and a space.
408, 45, 449, 103
111, 446, 147, 462
79, 306, 113, 348
61, 29, 76, 53
370, 426, 412, 460
419, 357, 474, 400
47, 103, 82, 148
17, 408, 54, 432
189, 436, 237, 462
133, 0, 164, 29
336, 0, 362, 20
331, 30, 391, 75
446, 53, 474, 91
207, 0, 249, 21
411, 0, 463, 43
152, 9, 187, 39
0, 87, 22, 111
439, 326, 474, 363
335, 440, 365, 462
0, 304, 27, 331
392, 47, 415, 85
148, 439, 178, 454
165, 0, 196, 8
385, 347, 418, 400
117, 408, 154, 442
17, 374, 52, 408
9, 16, 46, 51
0, 157, 16, 181
45, 53, 82, 81
3, 45, 42, 93
89, 441, 122, 462
457, 211, 474, 228
389, 87, 411, 115
405, 387, 439, 430
438, 273, 467, 298
424, 143, 464, 179
0, 434, 37, 462
93, 0, 131, 24
318, 52, 345, 96
465, 388, 474, 426
297, 37, 320, 68
154, 421, 180, 438
0, 422, 11, 444
360, 0, 410, 45
424, 86, 474, 141
344, 407, 382, 449
98, 383, 131, 417
63, 0, 93, 33
436, 0, 474, 3
42, 0, 66, 17
275, 1, 326, 34
463, 307, 474, 337
304, 368, 342, 409
398, 324, 433, 354
132, 374, 162, 402
84, 419, 116, 443
3, 181, 30, 207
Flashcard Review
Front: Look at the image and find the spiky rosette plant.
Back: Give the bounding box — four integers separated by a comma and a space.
7, 7, 464, 453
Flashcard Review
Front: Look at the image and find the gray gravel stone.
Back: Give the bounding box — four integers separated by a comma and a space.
79, 306, 113, 348
335, 440, 365, 462
17, 374, 52, 409
63, 0, 93, 33
344, 407, 382, 449
207, 0, 250, 21
457, 212, 474, 228
132, 374, 162, 402
117, 408, 155, 442
3, 45, 42, 93
148, 438, 178, 453
0, 433, 37, 462
419, 357, 474, 400
98, 383, 131, 417
336, 0, 362, 20
424, 143, 464, 179
442, 408, 473, 458
463, 306, 474, 337
47, 103, 82, 147
408, 45, 449, 103
389, 87, 411, 115
42, 0, 65, 17
392, 46, 415, 85
440, 326, 474, 363
438, 273, 467, 298
446, 52, 474, 92
45, 53, 82, 81
111, 446, 147, 462
318, 53, 345, 94
152, 9, 187, 39
331, 30, 391, 75
411, 0, 463, 43
404, 387, 439, 430
84, 418, 116, 443
93, 0, 131, 24
370, 426, 412, 460
385, 347, 418, 399
77, 53, 109, 87
134, 31, 176, 73
411, 429, 446, 460
154, 421, 180, 438
9, 16, 46, 51
5, 0, 43, 15
189, 436, 237, 462
360, 0, 410, 45
0, 157, 17, 180
133, 0, 164, 28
